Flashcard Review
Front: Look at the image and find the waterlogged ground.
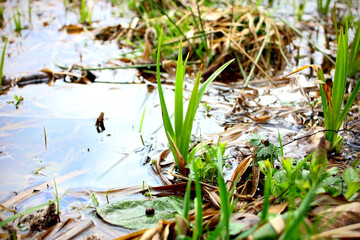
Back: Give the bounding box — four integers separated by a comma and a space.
0, 0, 359, 238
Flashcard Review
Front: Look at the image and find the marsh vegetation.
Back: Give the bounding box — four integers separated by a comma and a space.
0, 0, 359, 239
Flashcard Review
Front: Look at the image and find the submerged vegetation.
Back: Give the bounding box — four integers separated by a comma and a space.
0, 0, 360, 239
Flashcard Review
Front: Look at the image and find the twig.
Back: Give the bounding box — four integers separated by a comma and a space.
283, 129, 360, 147
53, 59, 200, 71
169, 165, 219, 190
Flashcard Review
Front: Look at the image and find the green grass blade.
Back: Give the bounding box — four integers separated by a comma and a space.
193, 160, 203, 239
279, 185, 317, 240
157, 30, 180, 170
174, 42, 184, 147
53, 179, 59, 215
0, 38, 8, 87
216, 146, 230, 239
332, 28, 348, 120
261, 162, 272, 223
337, 78, 360, 129
349, 21, 360, 77
183, 177, 192, 221
318, 69, 333, 140
139, 107, 146, 133
293, 151, 314, 174
278, 130, 284, 158
198, 59, 235, 105
180, 71, 201, 162
156, 29, 174, 138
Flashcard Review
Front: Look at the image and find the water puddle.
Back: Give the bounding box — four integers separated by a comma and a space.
0, 0, 359, 238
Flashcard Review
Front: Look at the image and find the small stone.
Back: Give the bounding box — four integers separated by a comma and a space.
145, 208, 155, 216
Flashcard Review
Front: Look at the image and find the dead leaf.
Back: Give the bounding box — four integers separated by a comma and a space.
269, 202, 288, 214
227, 155, 253, 191
166, 132, 188, 176
230, 212, 260, 232
312, 202, 360, 231
311, 223, 360, 240
65, 24, 84, 34
38, 218, 94, 240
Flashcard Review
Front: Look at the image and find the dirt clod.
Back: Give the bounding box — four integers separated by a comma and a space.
19, 202, 59, 232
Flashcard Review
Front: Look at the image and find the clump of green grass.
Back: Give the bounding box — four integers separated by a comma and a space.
348, 21, 360, 77
318, 28, 360, 153
294, 0, 307, 22
156, 29, 233, 175
80, 0, 93, 24
286, 27, 360, 153
317, 0, 332, 16
0, 38, 7, 87
13, 8, 22, 32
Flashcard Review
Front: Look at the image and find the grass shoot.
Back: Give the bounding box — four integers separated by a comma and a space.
348, 21, 360, 77
91, 192, 99, 207
285, 27, 360, 153
0, 5, 4, 28
80, 0, 93, 24
317, 0, 332, 16
142, 180, 153, 199
156, 29, 233, 175
139, 107, 146, 145
0, 38, 7, 87
13, 8, 22, 32
43, 126, 47, 151
53, 179, 60, 215
192, 158, 203, 239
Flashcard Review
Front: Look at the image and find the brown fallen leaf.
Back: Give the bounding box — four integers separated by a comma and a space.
312, 202, 360, 231
230, 212, 260, 232
268, 202, 288, 214
311, 223, 360, 240
65, 24, 84, 34
37, 218, 94, 240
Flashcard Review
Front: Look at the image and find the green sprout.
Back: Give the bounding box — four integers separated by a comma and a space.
142, 181, 153, 199
0, 38, 7, 87
0, 6, 4, 28
80, 0, 93, 24
348, 21, 360, 77
317, 0, 332, 16
286, 27, 360, 153
13, 8, 22, 32
156, 29, 233, 175
7, 95, 24, 109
